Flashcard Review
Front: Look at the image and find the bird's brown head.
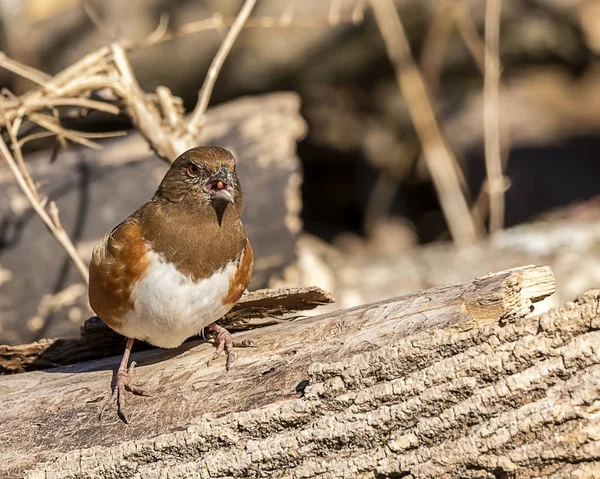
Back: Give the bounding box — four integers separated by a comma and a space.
154, 146, 242, 226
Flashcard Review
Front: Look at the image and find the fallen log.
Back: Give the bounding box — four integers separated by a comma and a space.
4, 266, 595, 478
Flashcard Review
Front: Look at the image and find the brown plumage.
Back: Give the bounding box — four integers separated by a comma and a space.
223, 241, 254, 305
89, 146, 253, 423
89, 222, 150, 329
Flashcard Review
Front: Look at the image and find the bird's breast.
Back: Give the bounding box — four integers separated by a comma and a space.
117, 243, 251, 348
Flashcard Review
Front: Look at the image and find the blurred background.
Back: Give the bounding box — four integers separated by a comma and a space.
2, 0, 600, 347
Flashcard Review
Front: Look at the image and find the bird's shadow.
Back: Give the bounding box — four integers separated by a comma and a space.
38, 336, 212, 376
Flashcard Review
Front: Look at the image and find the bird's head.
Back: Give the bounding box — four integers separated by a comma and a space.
155, 146, 242, 226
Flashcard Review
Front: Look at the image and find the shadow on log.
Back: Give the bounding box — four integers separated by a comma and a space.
0, 286, 334, 374
2, 265, 599, 478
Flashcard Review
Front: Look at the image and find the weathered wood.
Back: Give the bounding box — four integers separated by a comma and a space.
0, 92, 306, 344
0, 286, 334, 374
0, 266, 570, 478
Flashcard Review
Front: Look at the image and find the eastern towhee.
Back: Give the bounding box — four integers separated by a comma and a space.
89, 146, 253, 423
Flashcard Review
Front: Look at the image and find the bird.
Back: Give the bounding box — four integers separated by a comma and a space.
88, 146, 253, 423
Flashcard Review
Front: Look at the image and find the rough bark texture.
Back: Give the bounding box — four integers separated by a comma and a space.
1, 266, 591, 479
0, 92, 306, 344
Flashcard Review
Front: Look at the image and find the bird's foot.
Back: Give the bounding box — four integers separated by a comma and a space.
206, 323, 254, 371
99, 361, 151, 424
206, 323, 234, 370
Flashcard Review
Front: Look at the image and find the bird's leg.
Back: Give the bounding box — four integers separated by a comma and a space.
99, 338, 151, 424
206, 323, 236, 371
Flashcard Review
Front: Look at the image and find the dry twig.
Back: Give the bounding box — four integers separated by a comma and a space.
483, 0, 505, 232
443, 1, 509, 228
454, 0, 486, 73
420, 0, 455, 94
0, 132, 89, 283
128, 11, 366, 50
370, 0, 480, 246
189, 0, 258, 132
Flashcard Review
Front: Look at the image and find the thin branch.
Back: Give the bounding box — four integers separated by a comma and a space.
0, 52, 52, 88
188, 0, 258, 132
370, 0, 481, 246
3, 115, 39, 201
127, 11, 364, 50
352, 0, 367, 23
0, 98, 120, 120
453, 0, 509, 226
40, 47, 111, 96
64, 130, 127, 139
111, 43, 187, 161
32, 98, 119, 115
483, 0, 504, 233
28, 112, 102, 149
417, 0, 470, 193
144, 13, 170, 45
420, 0, 454, 94
156, 86, 183, 128
83, 0, 116, 41
329, 0, 344, 25
0, 133, 89, 283
16, 131, 56, 148
454, 1, 486, 73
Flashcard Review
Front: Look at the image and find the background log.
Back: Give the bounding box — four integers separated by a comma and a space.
291, 215, 600, 317
3, 266, 596, 479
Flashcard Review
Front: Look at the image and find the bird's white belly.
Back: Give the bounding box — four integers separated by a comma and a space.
119, 248, 238, 348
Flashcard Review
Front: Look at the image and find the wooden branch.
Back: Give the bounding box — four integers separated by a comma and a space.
0, 52, 52, 86
453, 0, 486, 73
370, 0, 482, 246
0, 286, 334, 374
0, 132, 89, 283
125, 8, 368, 50
189, 0, 258, 132
419, 0, 455, 93
484, 0, 505, 232
111, 43, 190, 161
0, 266, 572, 478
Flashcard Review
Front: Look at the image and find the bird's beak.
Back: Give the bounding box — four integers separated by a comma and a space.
207, 166, 234, 226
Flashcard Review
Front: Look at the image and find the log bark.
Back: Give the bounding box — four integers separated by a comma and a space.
3, 266, 596, 479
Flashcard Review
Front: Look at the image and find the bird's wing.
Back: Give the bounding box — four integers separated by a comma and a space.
88, 215, 150, 329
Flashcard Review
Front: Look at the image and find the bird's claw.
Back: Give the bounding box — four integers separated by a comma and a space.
99, 361, 151, 424
206, 324, 237, 371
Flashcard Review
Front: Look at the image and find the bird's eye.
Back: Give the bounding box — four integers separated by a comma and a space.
187, 163, 199, 177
